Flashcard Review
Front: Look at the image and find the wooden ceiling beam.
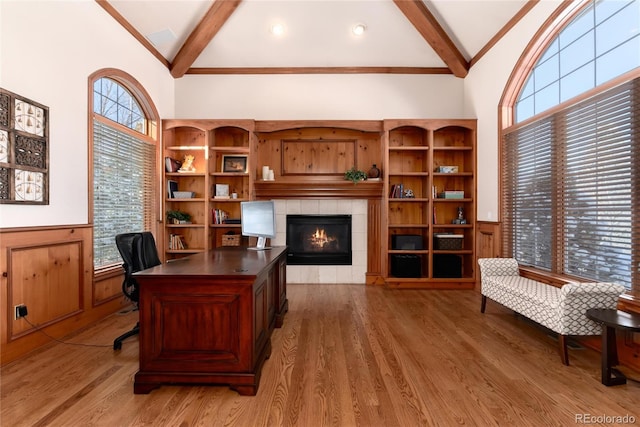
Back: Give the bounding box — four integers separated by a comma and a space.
96, 1, 170, 69
393, 0, 469, 78
470, 0, 539, 67
186, 66, 452, 75
170, 0, 242, 78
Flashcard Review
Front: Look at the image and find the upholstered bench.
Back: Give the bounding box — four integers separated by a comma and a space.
477, 258, 625, 365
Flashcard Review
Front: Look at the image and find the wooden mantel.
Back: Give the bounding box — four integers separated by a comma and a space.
254, 180, 384, 200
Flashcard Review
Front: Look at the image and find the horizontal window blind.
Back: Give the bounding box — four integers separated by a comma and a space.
504, 118, 555, 270
503, 77, 639, 290
560, 83, 635, 286
93, 119, 156, 269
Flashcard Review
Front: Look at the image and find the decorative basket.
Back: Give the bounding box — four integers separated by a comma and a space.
173, 191, 195, 199
434, 233, 463, 250
221, 234, 241, 246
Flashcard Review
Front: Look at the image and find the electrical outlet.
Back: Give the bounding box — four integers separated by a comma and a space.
14, 304, 27, 319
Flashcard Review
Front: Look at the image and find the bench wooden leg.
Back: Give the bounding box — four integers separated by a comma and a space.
480, 295, 487, 313
559, 334, 569, 366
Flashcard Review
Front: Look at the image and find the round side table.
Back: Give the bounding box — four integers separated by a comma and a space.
586, 308, 640, 386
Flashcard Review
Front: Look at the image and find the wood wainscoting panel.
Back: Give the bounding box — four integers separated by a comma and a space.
93, 273, 125, 305
0, 225, 124, 365
9, 241, 83, 337
476, 221, 501, 260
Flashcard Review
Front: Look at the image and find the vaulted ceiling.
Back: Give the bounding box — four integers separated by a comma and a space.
98, 0, 539, 79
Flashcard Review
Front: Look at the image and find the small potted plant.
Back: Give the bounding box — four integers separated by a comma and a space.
166, 210, 191, 224
344, 167, 368, 184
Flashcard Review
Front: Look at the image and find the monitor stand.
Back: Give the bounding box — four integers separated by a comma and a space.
248, 236, 272, 251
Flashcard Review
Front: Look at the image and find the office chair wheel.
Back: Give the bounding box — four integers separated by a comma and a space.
113, 322, 140, 351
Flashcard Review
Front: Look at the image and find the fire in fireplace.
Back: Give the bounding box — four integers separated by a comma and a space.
286, 215, 352, 265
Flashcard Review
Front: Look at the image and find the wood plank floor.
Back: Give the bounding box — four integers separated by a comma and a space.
2, 284, 638, 426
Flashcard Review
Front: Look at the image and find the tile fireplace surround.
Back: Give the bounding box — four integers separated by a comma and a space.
271, 199, 368, 284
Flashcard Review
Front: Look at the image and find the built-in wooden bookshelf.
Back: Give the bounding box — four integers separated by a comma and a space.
384, 119, 476, 289
162, 120, 255, 260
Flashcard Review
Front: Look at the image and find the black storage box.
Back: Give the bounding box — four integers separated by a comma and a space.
391, 234, 423, 250
391, 254, 422, 278
433, 254, 462, 278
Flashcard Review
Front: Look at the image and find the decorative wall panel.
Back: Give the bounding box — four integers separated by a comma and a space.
0, 88, 49, 204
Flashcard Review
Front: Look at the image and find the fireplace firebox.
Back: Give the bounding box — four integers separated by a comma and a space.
286, 215, 352, 265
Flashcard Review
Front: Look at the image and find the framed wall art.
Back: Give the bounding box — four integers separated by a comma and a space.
0, 88, 49, 204
221, 155, 248, 173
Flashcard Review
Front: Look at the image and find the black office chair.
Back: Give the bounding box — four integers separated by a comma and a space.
113, 231, 161, 350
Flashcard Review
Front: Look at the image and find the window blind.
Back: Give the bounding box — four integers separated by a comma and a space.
503, 77, 639, 290
503, 117, 555, 270
93, 119, 156, 269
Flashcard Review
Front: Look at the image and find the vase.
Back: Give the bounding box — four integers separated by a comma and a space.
368, 164, 381, 179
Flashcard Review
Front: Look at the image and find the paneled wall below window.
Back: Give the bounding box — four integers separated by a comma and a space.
0, 225, 125, 364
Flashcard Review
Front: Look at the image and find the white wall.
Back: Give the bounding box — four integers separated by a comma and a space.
0, 0, 175, 228
464, 1, 563, 222
175, 74, 465, 119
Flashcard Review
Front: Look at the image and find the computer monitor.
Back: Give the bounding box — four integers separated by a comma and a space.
241, 200, 276, 250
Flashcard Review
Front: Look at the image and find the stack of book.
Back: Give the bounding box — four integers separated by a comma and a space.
212, 209, 229, 224
389, 183, 404, 198
169, 234, 186, 250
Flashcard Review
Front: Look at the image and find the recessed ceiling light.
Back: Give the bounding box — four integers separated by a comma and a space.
270, 23, 285, 36
352, 23, 366, 36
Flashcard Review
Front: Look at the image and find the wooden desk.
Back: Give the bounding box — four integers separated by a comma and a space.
133, 246, 288, 395
586, 308, 640, 386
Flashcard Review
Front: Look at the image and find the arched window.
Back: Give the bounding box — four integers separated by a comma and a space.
89, 69, 159, 272
515, 0, 640, 122
501, 0, 639, 291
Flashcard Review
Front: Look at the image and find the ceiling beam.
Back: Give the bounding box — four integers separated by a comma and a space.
470, 0, 539, 67
392, 0, 469, 78
96, 1, 170, 69
170, 0, 242, 78
186, 66, 452, 75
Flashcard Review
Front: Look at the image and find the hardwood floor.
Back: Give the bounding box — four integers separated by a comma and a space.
2, 284, 638, 426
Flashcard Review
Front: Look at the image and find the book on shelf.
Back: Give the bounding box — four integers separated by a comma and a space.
169, 234, 187, 250
167, 180, 178, 198
165, 157, 181, 173
212, 209, 230, 224
389, 183, 404, 198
